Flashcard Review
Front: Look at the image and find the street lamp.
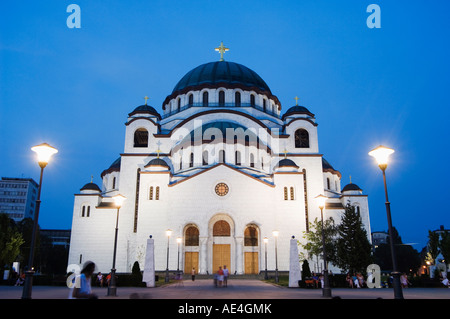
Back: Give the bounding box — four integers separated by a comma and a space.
315, 194, 332, 298
22, 143, 58, 299
107, 194, 126, 297
369, 145, 404, 299
165, 229, 172, 282
272, 231, 279, 283
176, 237, 182, 272
263, 237, 269, 280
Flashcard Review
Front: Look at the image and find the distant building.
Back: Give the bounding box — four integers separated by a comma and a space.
40, 229, 71, 248
371, 231, 389, 249
0, 177, 39, 222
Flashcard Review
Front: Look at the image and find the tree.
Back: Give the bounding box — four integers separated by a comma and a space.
335, 203, 372, 274
427, 230, 440, 265
0, 213, 25, 272
439, 231, 450, 272
298, 217, 337, 272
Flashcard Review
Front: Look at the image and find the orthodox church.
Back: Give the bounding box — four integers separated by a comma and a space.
68, 44, 371, 275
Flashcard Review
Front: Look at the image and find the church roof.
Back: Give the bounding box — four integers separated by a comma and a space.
282, 105, 315, 120
322, 158, 341, 177
274, 158, 299, 169
342, 183, 362, 192
172, 61, 272, 94
128, 104, 161, 119
101, 157, 121, 178
80, 182, 101, 192
145, 158, 169, 168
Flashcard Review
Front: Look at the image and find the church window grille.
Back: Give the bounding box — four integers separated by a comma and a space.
235, 92, 241, 106
295, 129, 309, 148
284, 187, 288, 200
185, 226, 199, 246
149, 186, 153, 200
134, 128, 149, 148
155, 186, 160, 200
244, 226, 258, 246
213, 220, 230, 236
203, 91, 209, 107
219, 91, 225, 106
215, 183, 229, 197
290, 187, 295, 200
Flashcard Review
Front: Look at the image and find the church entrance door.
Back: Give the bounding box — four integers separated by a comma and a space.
244, 252, 259, 274
184, 252, 198, 275
213, 244, 230, 273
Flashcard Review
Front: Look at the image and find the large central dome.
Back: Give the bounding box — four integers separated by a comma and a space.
172, 61, 272, 94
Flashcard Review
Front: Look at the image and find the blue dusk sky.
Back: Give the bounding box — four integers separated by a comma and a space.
1, 1, 449, 251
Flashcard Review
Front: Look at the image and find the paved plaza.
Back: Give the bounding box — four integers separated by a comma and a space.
1, 279, 449, 300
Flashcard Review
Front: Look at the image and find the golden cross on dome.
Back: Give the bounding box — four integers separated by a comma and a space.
144, 96, 149, 105
294, 96, 299, 106
215, 41, 229, 61
156, 140, 162, 158
283, 148, 288, 159
90, 175, 93, 183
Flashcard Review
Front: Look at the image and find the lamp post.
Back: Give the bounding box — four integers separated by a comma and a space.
165, 229, 172, 282
107, 194, 126, 297
176, 237, 182, 272
369, 145, 404, 299
263, 237, 269, 280
22, 143, 58, 299
272, 231, 279, 283
315, 194, 332, 298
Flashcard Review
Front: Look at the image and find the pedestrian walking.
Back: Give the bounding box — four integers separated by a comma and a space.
223, 265, 229, 287
191, 267, 196, 281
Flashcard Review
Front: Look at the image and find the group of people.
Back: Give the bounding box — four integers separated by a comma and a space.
214, 265, 229, 287
95, 272, 114, 287
304, 272, 327, 288
346, 272, 412, 288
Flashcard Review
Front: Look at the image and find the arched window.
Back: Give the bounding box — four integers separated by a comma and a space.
294, 129, 309, 148
250, 94, 255, 107
263, 99, 266, 112
219, 91, 225, 106
134, 128, 149, 147
81, 205, 90, 217
155, 186, 160, 200
235, 92, 241, 106
235, 151, 241, 165
202, 150, 208, 166
284, 187, 288, 200
149, 186, 153, 200
213, 220, 230, 236
185, 226, 199, 246
219, 150, 225, 163
327, 178, 331, 189
189, 152, 194, 167
250, 153, 255, 167
177, 98, 181, 110
244, 226, 258, 246
112, 177, 116, 189
203, 91, 209, 107
290, 187, 295, 200
188, 94, 193, 105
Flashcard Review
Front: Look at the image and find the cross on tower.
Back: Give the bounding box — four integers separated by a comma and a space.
144, 96, 149, 105
294, 96, 299, 106
215, 41, 229, 61
156, 140, 162, 158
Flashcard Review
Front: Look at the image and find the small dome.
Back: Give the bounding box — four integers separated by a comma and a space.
128, 104, 161, 119
342, 183, 362, 192
80, 182, 101, 192
275, 158, 299, 169
282, 105, 314, 120
101, 157, 121, 178
145, 158, 169, 168
322, 158, 341, 178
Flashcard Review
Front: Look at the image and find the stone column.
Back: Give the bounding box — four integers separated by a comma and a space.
142, 236, 155, 287
235, 237, 244, 275
289, 236, 301, 287
199, 237, 208, 274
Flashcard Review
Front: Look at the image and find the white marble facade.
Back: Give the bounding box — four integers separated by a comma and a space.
68, 60, 371, 275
